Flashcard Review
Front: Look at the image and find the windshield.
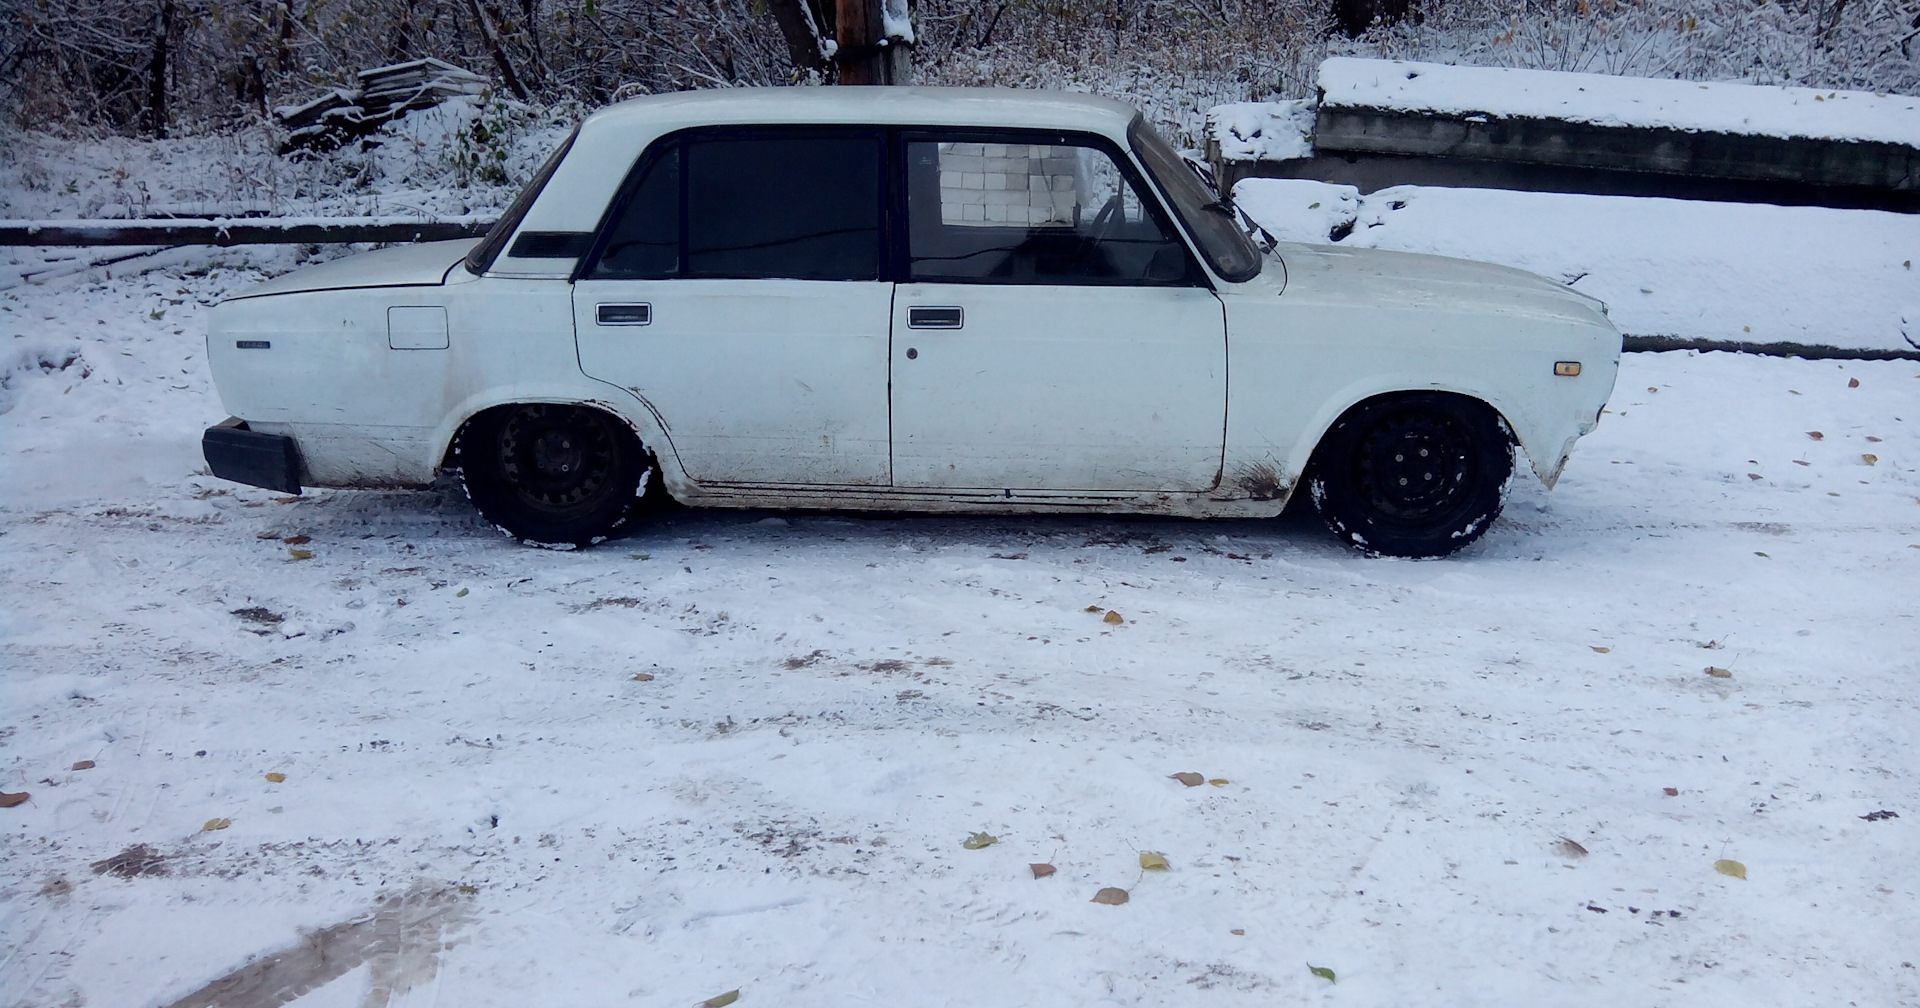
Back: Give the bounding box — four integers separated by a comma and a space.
464, 126, 580, 275
1127, 116, 1262, 283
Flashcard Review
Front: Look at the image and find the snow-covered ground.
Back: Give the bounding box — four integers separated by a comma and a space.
0, 96, 573, 223
1234, 179, 1920, 355
3, 242, 1919, 1007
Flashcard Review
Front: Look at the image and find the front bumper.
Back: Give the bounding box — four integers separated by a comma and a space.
203, 417, 303, 495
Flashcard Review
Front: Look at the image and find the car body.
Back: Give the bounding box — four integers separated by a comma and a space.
205, 86, 1620, 556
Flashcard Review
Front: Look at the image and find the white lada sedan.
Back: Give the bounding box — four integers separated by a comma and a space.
205, 87, 1619, 557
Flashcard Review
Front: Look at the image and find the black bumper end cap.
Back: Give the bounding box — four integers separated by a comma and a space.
203, 417, 303, 495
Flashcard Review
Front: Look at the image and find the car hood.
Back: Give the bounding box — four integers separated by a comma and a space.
1252, 241, 1607, 321
224, 238, 482, 301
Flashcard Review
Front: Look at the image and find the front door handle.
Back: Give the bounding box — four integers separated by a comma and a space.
596, 303, 651, 325
908, 306, 963, 329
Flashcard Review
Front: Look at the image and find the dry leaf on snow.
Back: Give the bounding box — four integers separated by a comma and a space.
287, 548, 314, 561
1102, 611, 1124, 625
264, 772, 286, 783
1030, 863, 1056, 879
1706, 667, 1733, 678
1170, 772, 1204, 787
962, 832, 998, 850
202, 817, 232, 832
1208, 778, 1229, 786
1091, 887, 1130, 905
1715, 859, 1747, 879
0, 792, 29, 808
632, 672, 655, 681
1663, 787, 1680, 796
72, 760, 95, 771
1308, 964, 1337, 984
1138, 852, 1170, 871
281, 535, 311, 545
1862, 454, 1878, 466
701, 990, 740, 1007
1807, 431, 1824, 440
1590, 646, 1611, 654
1554, 837, 1589, 858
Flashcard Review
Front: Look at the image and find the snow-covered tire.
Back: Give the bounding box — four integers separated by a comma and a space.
455, 404, 646, 548
1306, 393, 1513, 558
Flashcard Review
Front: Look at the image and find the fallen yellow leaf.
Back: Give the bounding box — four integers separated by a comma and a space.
264, 772, 286, 783
1102, 610, 1124, 625
1714, 858, 1747, 879
1139, 852, 1170, 871
1208, 778, 1229, 786
962, 832, 997, 850
1862, 454, 1878, 466
287, 548, 314, 561
202, 817, 232, 832
701, 990, 741, 1007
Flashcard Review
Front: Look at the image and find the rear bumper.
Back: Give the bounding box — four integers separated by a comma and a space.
203, 417, 303, 495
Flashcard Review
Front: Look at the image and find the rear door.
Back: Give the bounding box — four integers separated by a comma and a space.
572, 128, 894, 487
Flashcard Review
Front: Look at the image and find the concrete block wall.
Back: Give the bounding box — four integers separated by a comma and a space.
936, 143, 1083, 225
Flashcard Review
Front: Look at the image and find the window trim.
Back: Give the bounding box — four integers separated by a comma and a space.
889, 126, 1210, 289
576, 124, 892, 284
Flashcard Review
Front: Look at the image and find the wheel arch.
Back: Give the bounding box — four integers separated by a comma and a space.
428, 387, 680, 489
1299, 388, 1517, 479
1272, 380, 1552, 495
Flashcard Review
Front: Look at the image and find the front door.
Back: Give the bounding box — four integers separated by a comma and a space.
573, 128, 893, 486
889, 133, 1227, 492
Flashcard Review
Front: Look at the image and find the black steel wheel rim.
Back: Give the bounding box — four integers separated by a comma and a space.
1352, 409, 1475, 522
496, 406, 616, 511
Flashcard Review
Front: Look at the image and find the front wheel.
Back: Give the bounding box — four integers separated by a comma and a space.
1306, 393, 1513, 558
456, 404, 647, 547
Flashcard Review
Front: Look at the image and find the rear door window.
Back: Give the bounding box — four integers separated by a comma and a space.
589, 129, 885, 282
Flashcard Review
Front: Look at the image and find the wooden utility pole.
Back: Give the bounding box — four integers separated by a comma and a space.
833, 0, 882, 85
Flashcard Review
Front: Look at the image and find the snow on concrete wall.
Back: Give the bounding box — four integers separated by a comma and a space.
1317, 57, 1920, 147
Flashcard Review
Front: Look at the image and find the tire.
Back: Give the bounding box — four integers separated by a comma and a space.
1306, 393, 1513, 558
455, 404, 647, 547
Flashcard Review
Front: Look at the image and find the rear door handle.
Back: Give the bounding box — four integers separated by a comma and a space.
596, 303, 651, 325
908, 306, 963, 329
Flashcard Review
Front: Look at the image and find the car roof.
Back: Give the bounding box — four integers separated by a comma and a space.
580, 86, 1143, 138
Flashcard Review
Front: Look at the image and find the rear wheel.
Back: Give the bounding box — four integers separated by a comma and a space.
1306, 393, 1513, 558
456, 404, 647, 547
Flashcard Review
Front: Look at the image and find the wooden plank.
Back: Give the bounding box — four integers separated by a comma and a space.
0, 219, 494, 247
